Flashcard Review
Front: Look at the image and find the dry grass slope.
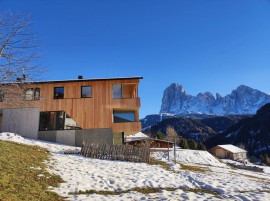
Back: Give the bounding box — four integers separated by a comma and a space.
0, 141, 65, 201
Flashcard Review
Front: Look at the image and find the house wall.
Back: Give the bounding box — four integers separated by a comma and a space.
2, 108, 40, 139
38, 128, 113, 146
151, 140, 173, 148
0, 78, 142, 134
209, 147, 247, 160
232, 152, 247, 160
209, 147, 227, 159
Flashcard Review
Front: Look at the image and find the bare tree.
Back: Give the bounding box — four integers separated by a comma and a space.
0, 11, 42, 107
166, 125, 178, 140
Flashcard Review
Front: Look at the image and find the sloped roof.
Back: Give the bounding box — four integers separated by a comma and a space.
216, 144, 247, 153
125, 132, 149, 142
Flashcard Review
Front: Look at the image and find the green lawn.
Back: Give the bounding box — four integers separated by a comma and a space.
0, 141, 65, 200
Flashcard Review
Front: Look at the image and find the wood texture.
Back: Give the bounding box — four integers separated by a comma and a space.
0, 78, 142, 133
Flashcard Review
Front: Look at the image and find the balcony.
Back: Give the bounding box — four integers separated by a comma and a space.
112, 121, 142, 133
112, 98, 140, 108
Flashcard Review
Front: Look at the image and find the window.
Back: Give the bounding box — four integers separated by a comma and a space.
0, 91, 4, 102
54, 87, 64, 99
113, 110, 135, 123
39, 111, 65, 130
81, 86, 92, 98
112, 84, 122, 99
25, 88, 40, 100
39, 111, 81, 131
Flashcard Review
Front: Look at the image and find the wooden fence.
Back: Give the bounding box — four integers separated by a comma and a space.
81, 142, 150, 163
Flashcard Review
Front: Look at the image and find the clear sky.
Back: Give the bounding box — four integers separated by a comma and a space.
1, 0, 270, 118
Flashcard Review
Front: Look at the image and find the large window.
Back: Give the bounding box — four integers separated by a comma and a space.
39, 111, 81, 131
39, 111, 65, 130
54, 87, 64, 99
25, 88, 40, 100
113, 110, 135, 123
112, 84, 122, 99
81, 86, 92, 98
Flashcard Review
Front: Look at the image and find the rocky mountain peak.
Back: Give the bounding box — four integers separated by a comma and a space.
160, 84, 270, 115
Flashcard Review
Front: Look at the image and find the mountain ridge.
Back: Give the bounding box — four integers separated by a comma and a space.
160, 84, 270, 115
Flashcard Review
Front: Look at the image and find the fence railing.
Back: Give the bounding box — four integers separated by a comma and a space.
81, 142, 150, 163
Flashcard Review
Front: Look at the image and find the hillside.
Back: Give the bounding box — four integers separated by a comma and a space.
206, 103, 270, 156
143, 116, 217, 142
142, 114, 249, 142
1, 132, 270, 200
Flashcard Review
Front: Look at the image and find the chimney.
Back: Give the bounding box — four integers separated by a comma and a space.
78, 75, 83, 79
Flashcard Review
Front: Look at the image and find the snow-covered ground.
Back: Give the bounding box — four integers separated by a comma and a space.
1, 132, 270, 201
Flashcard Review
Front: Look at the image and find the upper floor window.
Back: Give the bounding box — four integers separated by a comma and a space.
54, 87, 64, 99
81, 86, 92, 98
0, 91, 4, 102
25, 88, 40, 101
112, 84, 122, 99
112, 84, 138, 99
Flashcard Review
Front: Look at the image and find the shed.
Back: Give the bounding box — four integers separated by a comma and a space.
209, 144, 247, 161
126, 138, 174, 148
125, 132, 149, 142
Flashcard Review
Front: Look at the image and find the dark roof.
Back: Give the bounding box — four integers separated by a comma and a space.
2, 76, 143, 85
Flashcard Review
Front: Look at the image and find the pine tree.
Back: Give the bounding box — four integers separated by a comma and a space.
197, 142, 207, 151
188, 139, 197, 150
179, 138, 189, 149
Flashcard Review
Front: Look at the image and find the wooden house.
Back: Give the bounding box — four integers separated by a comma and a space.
0, 76, 143, 146
126, 138, 174, 148
209, 144, 247, 161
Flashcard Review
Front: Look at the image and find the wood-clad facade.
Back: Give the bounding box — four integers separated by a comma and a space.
0, 77, 143, 144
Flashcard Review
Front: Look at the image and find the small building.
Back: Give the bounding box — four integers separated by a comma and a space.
125, 132, 149, 142
209, 144, 247, 161
126, 138, 174, 148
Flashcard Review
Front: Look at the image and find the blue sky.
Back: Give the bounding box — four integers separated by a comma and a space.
1, 0, 270, 118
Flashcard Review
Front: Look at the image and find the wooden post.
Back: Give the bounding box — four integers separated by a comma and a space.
174, 137, 176, 164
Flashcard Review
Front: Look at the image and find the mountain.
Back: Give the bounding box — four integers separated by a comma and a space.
160, 83, 270, 115
206, 103, 270, 156
142, 114, 249, 142
143, 116, 217, 142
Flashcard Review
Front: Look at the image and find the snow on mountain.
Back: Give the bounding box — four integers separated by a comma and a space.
160, 83, 270, 115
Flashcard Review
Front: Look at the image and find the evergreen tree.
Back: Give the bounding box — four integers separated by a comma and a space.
188, 139, 197, 150
156, 131, 165, 140
197, 142, 207, 151
179, 138, 189, 149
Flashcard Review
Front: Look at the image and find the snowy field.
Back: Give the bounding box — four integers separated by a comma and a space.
1, 132, 270, 201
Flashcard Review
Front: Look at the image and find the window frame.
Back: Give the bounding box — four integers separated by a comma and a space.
54, 87, 64, 99
112, 84, 122, 99
24, 88, 40, 101
81, 86, 92, 98
113, 110, 136, 123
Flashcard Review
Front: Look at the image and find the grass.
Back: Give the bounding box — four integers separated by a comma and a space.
178, 163, 209, 173
0, 141, 65, 201
149, 157, 172, 171
69, 186, 220, 197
